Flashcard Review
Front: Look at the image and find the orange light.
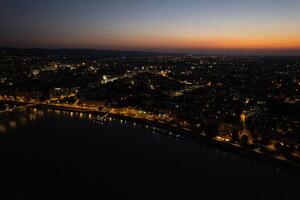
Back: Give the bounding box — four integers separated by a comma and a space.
240, 113, 247, 123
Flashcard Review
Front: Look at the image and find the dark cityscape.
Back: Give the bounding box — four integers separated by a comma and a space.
1, 0, 300, 199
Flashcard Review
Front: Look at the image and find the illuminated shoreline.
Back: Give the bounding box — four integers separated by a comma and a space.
1, 99, 299, 172
36, 104, 300, 172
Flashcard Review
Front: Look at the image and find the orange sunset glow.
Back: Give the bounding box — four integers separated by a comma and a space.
1, 0, 300, 55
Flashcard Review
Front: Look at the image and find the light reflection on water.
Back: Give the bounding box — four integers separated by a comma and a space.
0, 124, 7, 133
1, 108, 186, 143
0, 108, 279, 165
20, 117, 27, 124
0, 108, 299, 198
0, 108, 269, 166
0, 108, 45, 134
9, 121, 17, 128
1, 107, 296, 179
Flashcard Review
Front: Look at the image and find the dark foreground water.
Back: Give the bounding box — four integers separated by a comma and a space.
0, 109, 299, 199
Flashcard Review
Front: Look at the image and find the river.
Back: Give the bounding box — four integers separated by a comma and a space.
0, 109, 299, 199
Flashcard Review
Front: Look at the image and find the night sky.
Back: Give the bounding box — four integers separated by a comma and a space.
1, 0, 300, 54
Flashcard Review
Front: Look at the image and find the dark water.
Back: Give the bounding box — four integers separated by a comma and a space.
0, 110, 299, 199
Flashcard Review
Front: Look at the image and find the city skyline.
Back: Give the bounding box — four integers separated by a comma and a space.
1, 0, 300, 55
1, 1, 300, 196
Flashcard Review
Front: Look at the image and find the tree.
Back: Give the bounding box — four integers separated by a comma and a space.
240, 135, 249, 147
206, 121, 219, 137
231, 129, 240, 143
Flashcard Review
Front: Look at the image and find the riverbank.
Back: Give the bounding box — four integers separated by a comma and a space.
37, 104, 300, 173
108, 113, 300, 173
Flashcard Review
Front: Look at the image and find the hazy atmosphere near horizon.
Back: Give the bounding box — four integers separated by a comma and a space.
1, 0, 300, 55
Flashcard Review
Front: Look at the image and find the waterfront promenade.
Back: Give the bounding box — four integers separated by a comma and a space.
1, 99, 300, 172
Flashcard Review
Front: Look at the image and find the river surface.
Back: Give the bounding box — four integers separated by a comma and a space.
0, 109, 299, 199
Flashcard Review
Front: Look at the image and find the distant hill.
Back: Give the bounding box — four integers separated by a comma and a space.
0, 48, 176, 57
2, 47, 299, 57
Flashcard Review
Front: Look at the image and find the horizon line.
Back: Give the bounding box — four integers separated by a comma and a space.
1, 47, 300, 56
